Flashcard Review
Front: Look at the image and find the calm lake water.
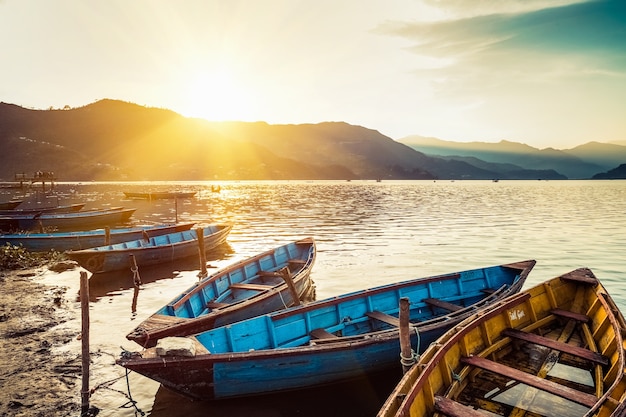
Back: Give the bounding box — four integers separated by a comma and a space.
26, 179, 626, 416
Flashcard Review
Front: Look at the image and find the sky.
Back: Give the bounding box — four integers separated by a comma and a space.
1, 0, 625, 149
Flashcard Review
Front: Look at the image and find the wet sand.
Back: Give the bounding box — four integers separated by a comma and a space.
0, 263, 132, 417
0, 265, 84, 416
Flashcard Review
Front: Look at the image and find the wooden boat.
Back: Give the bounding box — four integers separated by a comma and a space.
0, 207, 136, 232
0, 200, 23, 210
377, 267, 626, 417
67, 224, 233, 273
117, 260, 535, 400
126, 237, 317, 347
0, 223, 195, 252
123, 191, 197, 200
0, 203, 85, 215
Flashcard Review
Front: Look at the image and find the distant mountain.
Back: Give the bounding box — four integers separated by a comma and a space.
1, 100, 622, 181
398, 136, 625, 179
0, 100, 436, 181
592, 164, 626, 179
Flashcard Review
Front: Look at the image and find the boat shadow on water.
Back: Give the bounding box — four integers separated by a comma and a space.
147, 367, 403, 417
85, 243, 236, 302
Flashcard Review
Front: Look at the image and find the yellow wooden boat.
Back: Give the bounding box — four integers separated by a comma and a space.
378, 268, 626, 417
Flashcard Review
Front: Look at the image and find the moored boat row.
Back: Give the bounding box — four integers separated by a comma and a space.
117, 260, 535, 400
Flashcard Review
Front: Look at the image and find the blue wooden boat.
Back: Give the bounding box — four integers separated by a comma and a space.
117, 260, 535, 400
67, 224, 233, 273
377, 268, 626, 417
125, 238, 317, 347
0, 207, 136, 232
0, 203, 85, 216
0, 222, 195, 252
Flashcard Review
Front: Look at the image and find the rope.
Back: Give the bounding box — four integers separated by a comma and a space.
400, 325, 421, 367
278, 289, 288, 309
119, 348, 145, 416
131, 265, 142, 286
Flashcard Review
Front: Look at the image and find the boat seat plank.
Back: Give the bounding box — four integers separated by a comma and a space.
434, 396, 491, 417
258, 271, 280, 277
502, 328, 608, 366
206, 302, 229, 309
230, 283, 272, 291
422, 298, 463, 312
460, 355, 598, 408
366, 311, 400, 327
310, 328, 339, 339
288, 259, 306, 265
550, 308, 590, 323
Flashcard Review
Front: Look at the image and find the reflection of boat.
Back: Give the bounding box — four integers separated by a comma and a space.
0, 203, 85, 215
117, 260, 535, 400
68, 224, 233, 273
378, 267, 626, 417
0, 207, 136, 232
123, 191, 197, 200
126, 237, 317, 347
0, 222, 195, 252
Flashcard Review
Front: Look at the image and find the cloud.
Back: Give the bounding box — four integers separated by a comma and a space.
377, 0, 626, 93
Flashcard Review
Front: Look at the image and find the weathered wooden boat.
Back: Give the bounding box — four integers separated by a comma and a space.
123, 191, 197, 200
0, 223, 195, 252
0, 203, 85, 216
0, 207, 136, 232
68, 224, 233, 273
126, 237, 317, 347
117, 260, 535, 400
377, 267, 626, 417
0, 200, 23, 210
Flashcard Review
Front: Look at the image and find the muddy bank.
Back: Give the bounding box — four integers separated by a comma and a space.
0, 264, 135, 417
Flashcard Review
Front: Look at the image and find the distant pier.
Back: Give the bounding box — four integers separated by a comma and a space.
7, 171, 57, 191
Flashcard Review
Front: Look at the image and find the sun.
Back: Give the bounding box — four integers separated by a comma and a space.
182, 70, 251, 122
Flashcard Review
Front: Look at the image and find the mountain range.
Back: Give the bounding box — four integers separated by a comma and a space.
1, 99, 624, 181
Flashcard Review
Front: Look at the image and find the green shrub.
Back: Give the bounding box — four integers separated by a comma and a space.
0, 243, 64, 270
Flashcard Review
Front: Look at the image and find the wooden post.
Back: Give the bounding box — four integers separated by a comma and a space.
279, 267, 301, 306
399, 297, 414, 374
196, 228, 207, 278
174, 198, 178, 223
80, 271, 90, 414
104, 226, 111, 245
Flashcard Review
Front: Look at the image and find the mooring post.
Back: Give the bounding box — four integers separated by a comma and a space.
196, 228, 207, 278
80, 271, 90, 414
104, 226, 111, 245
399, 297, 414, 374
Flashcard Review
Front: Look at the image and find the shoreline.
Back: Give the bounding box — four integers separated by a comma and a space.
0, 264, 135, 417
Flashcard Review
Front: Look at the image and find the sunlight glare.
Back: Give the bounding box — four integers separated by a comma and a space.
182, 70, 251, 122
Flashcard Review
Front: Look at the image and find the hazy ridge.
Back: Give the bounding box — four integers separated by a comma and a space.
1, 100, 624, 181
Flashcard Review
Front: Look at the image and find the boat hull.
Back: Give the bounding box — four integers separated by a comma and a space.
123, 191, 196, 200
378, 268, 626, 417
126, 237, 317, 347
0, 207, 136, 232
0, 223, 195, 252
118, 260, 535, 400
68, 224, 232, 273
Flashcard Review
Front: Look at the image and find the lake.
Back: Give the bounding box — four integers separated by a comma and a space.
31, 179, 626, 416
